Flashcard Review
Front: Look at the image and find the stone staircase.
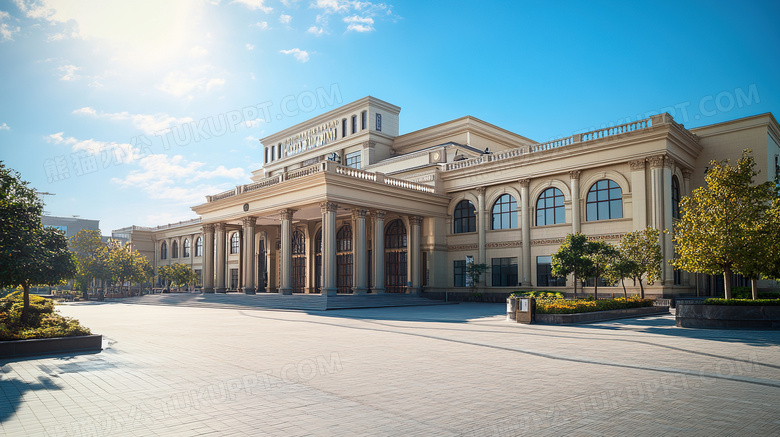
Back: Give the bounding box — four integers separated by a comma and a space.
121, 292, 453, 311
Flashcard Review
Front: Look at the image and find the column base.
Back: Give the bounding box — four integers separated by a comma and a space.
243, 287, 256, 295
353, 287, 368, 296
279, 287, 293, 295
372, 288, 385, 294
322, 287, 338, 296
216, 288, 227, 294
203, 287, 215, 293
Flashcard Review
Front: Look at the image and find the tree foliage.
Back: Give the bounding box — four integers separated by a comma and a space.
614, 227, 662, 298
107, 242, 153, 295
70, 229, 108, 299
551, 233, 593, 298
671, 150, 778, 299
158, 263, 199, 290
0, 162, 76, 321
585, 240, 618, 300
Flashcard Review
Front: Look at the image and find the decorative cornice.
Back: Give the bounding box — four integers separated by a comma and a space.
242, 217, 257, 227
320, 202, 338, 213
628, 159, 646, 171
486, 240, 522, 249
447, 244, 479, 251
531, 233, 625, 246
568, 170, 581, 180
280, 209, 295, 221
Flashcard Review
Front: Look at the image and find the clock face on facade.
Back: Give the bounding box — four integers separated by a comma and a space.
433, 152, 440, 161
243, 203, 249, 212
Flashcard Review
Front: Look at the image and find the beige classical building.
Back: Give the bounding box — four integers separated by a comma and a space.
114, 97, 780, 299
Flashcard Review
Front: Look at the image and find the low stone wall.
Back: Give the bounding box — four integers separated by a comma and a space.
536, 306, 669, 324
676, 304, 780, 329
0, 335, 102, 358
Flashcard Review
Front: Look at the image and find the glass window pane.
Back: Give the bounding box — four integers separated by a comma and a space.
598, 202, 609, 219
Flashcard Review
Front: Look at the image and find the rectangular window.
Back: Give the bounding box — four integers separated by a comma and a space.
342, 118, 347, 137
230, 269, 239, 290
361, 111, 367, 130
351, 115, 357, 134
454, 260, 466, 287
264, 147, 268, 164
376, 113, 382, 131
536, 256, 566, 287
345, 151, 361, 169
270, 145, 275, 161
194, 269, 202, 286
277, 143, 282, 159
491, 257, 518, 287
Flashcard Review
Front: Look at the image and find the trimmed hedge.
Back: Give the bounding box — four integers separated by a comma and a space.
701, 298, 780, 306
727, 287, 779, 299
0, 292, 91, 341
511, 290, 565, 299
533, 296, 655, 314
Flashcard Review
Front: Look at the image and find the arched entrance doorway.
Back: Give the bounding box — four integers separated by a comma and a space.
385, 219, 407, 293
337, 224, 353, 293
292, 229, 306, 293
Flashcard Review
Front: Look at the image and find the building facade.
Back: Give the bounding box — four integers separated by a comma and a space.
115, 97, 780, 298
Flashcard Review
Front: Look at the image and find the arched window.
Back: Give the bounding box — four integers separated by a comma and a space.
171, 241, 178, 258
183, 239, 190, 257
492, 194, 517, 230
586, 179, 623, 221
453, 200, 476, 234
230, 232, 240, 254
292, 230, 306, 292
385, 219, 407, 249
161, 241, 168, 260
292, 230, 306, 255
672, 176, 681, 220
195, 237, 203, 257
536, 188, 565, 226
385, 219, 407, 293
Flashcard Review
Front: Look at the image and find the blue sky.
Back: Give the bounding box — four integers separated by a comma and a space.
0, 0, 778, 235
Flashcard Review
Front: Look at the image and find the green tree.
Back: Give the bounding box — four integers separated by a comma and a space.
605, 258, 637, 299
671, 150, 777, 299
551, 233, 593, 299
107, 242, 152, 296
70, 229, 108, 300
616, 227, 662, 299
0, 162, 76, 321
158, 263, 199, 291
585, 240, 618, 300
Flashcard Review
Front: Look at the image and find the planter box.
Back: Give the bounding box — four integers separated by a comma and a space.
0, 335, 102, 358
676, 304, 780, 329
536, 306, 669, 324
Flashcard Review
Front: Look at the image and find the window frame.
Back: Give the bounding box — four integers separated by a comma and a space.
453, 200, 476, 234
586, 179, 623, 221
491, 194, 517, 230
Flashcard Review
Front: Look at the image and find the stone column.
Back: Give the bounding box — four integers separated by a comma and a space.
321, 202, 338, 296
279, 209, 294, 295
682, 168, 692, 197
409, 216, 423, 294
662, 156, 675, 285
214, 223, 227, 293
242, 217, 257, 294
476, 187, 487, 267
569, 170, 581, 233
201, 224, 215, 293
373, 210, 386, 294
649, 155, 666, 283
629, 159, 647, 230
353, 209, 368, 295
519, 179, 532, 286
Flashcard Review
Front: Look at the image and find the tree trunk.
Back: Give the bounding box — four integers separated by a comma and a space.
593, 276, 599, 300
638, 277, 645, 299
723, 269, 732, 299
621, 279, 627, 299
21, 282, 30, 323
751, 278, 758, 300
573, 273, 577, 299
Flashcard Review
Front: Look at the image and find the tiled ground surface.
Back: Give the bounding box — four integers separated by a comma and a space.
1, 300, 779, 436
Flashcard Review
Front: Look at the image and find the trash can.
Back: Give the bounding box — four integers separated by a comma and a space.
515, 297, 536, 324
506, 297, 518, 321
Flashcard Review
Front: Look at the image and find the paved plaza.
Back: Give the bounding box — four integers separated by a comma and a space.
1, 297, 780, 436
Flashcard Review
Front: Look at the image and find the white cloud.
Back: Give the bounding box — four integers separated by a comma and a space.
279, 14, 292, 24
231, 0, 272, 13
58, 64, 80, 80
47, 131, 139, 165
346, 23, 373, 32
344, 15, 374, 32
47, 132, 77, 145
254, 21, 269, 30
280, 0, 300, 7
279, 48, 309, 63
156, 65, 226, 98
245, 43, 254, 50
0, 122, 9, 131
189, 45, 208, 57
0, 10, 20, 42
72, 107, 194, 136
111, 153, 248, 204
307, 26, 325, 36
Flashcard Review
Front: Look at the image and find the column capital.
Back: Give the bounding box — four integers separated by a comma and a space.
201, 223, 215, 233
682, 168, 692, 179
628, 159, 646, 170
518, 178, 530, 188
279, 209, 295, 221
214, 222, 227, 232
409, 216, 423, 226
568, 170, 582, 180
320, 201, 338, 213
373, 210, 386, 220
648, 154, 666, 168
351, 208, 368, 220
475, 186, 486, 196
663, 155, 675, 169
242, 216, 257, 227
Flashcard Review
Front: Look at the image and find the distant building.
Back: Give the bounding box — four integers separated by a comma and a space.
43, 215, 127, 244
115, 96, 780, 298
